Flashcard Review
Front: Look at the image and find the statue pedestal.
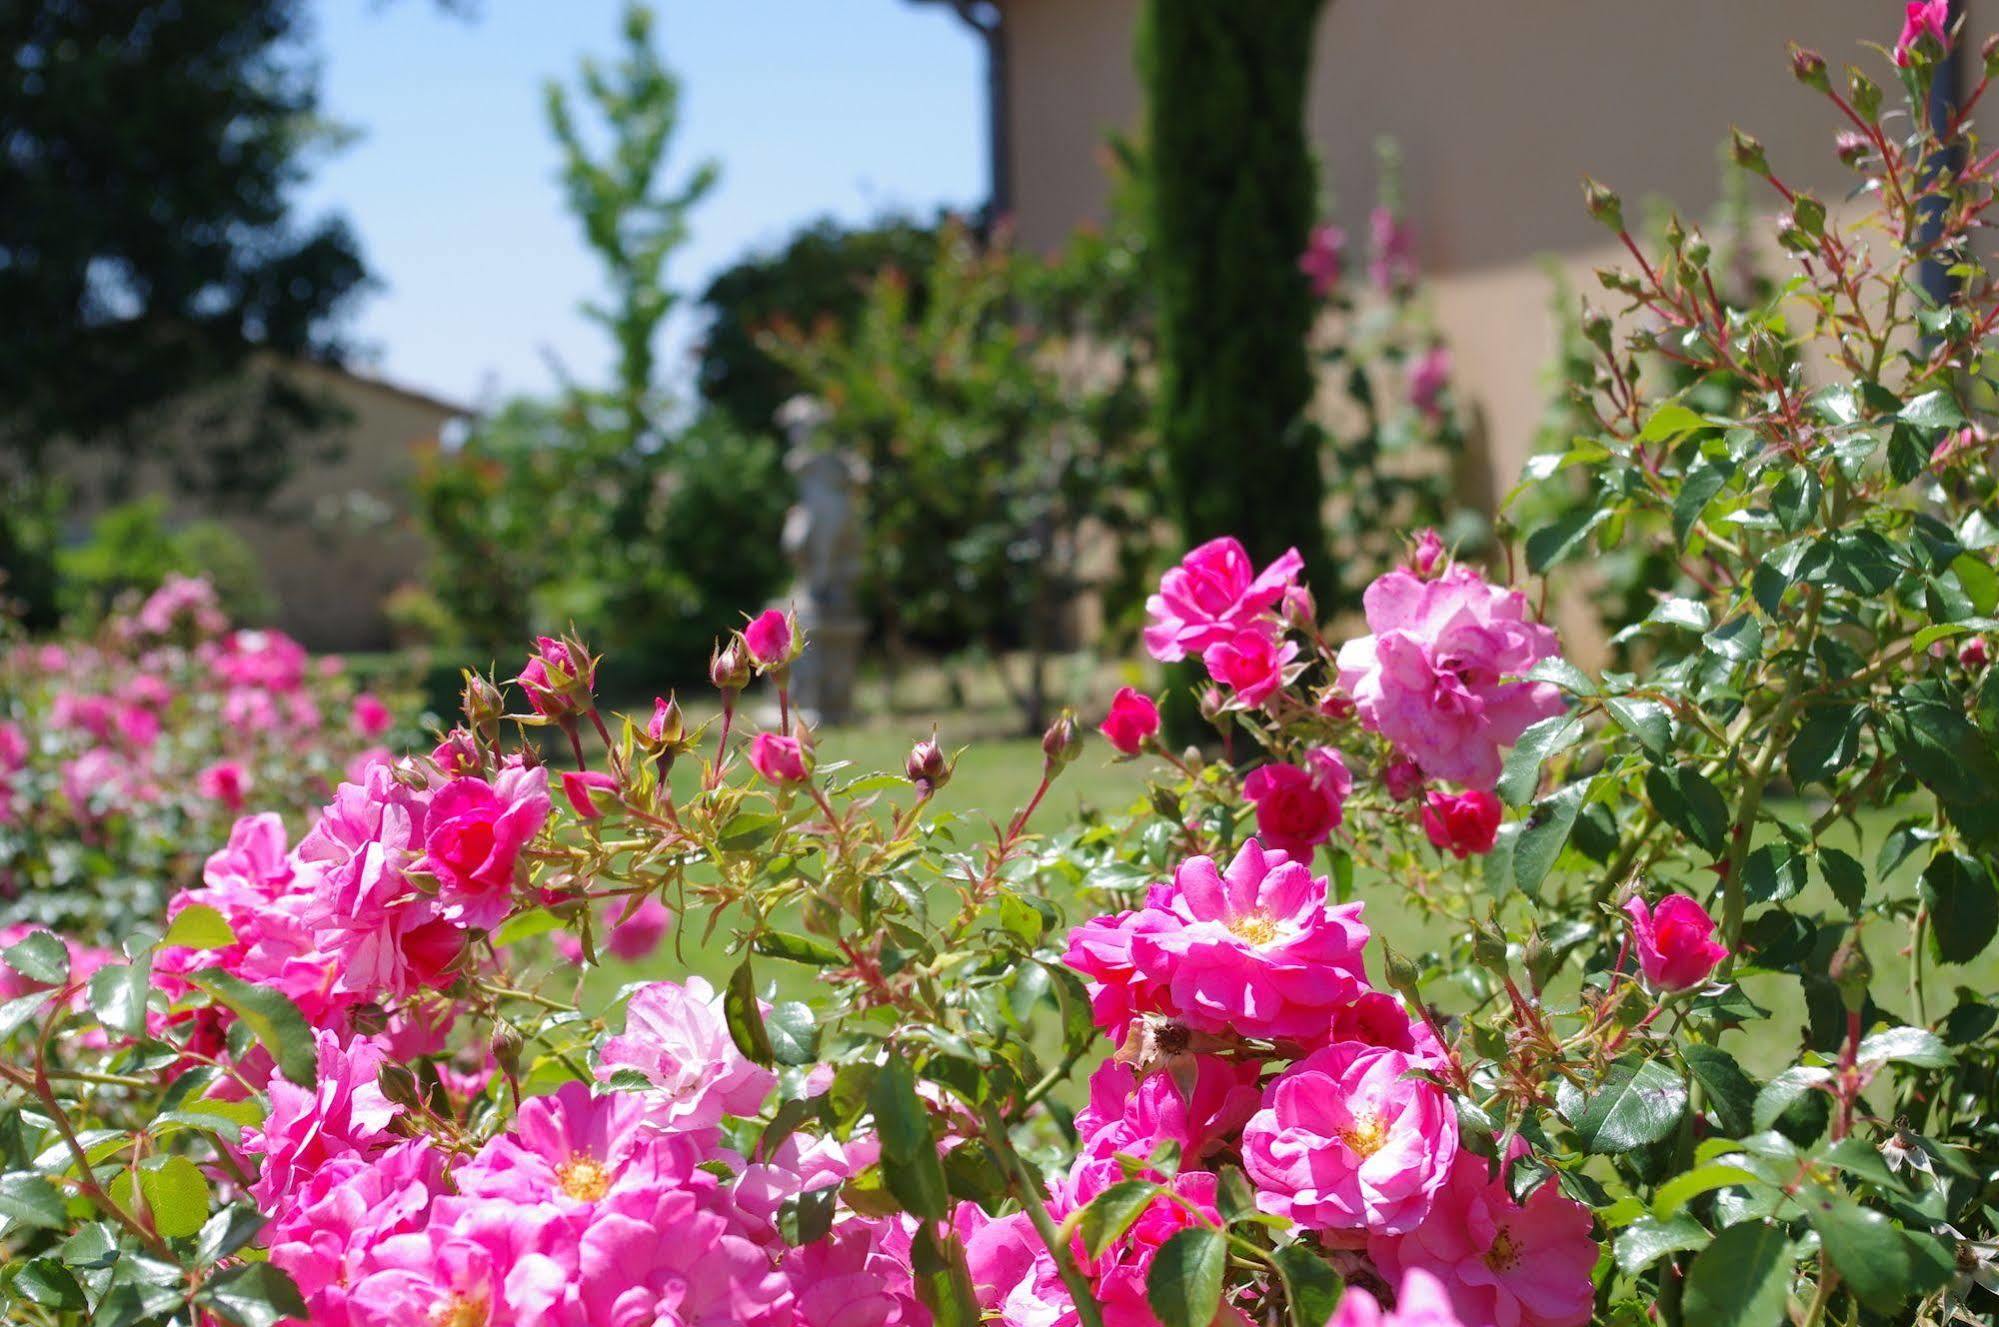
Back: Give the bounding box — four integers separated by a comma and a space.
774, 395, 868, 728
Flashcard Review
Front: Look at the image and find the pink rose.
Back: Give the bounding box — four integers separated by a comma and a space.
1201, 627, 1298, 709
421, 767, 552, 931
1243, 748, 1352, 860
1411, 528, 1446, 578
516, 635, 593, 720
1623, 893, 1727, 992
1369, 1146, 1598, 1327
560, 769, 618, 819
1327, 1269, 1469, 1327
1895, 0, 1949, 65
596, 977, 777, 1137
242, 1031, 399, 1212
1370, 205, 1417, 292
748, 732, 810, 784
1407, 346, 1451, 421
196, 760, 252, 812
646, 694, 683, 744
600, 895, 672, 961
1383, 759, 1425, 801
1299, 222, 1347, 299
1960, 636, 1990, 670
742, 609, 794, 667
1335, 566, 1566, 789
431, 728, 481, 777
1243, 1040, 1459, 1236
1421, 789, 1501, 859
0, 722, 25, 773
351, 692, 393, 738
1143, 537, 1304, 663
1098, 686, 1161, 756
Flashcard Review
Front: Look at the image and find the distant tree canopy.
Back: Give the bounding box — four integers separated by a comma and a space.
696, 215, 942, 435
0, 0, 369, 491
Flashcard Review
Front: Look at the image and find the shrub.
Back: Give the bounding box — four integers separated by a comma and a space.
55, 498, 275, 629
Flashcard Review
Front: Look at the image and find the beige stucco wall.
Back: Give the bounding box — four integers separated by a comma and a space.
61, 362, 461, 652
1000, 0, 1911, 496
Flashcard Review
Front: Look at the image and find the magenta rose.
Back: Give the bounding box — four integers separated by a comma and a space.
1098, 686, 1161, 756
1623, 893, 1728, 991
421, 766, 551, 931
1143, 537, 1304, 663
1201, 626, 1298, 709
1243, 748, 1352, 860
1420, 789, 1501, 859
516, 635, 594, 720
1335, 565, 1565, 789
742, 609, 794, 668
748, 732, 810, 784
1895, 0, 1949, 66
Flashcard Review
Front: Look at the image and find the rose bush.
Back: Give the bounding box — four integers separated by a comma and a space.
4, 13, 1999, 1327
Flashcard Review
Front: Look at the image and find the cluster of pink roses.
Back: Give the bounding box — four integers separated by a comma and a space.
1048, 839, 1597, 1326
245, 982, 924, 1326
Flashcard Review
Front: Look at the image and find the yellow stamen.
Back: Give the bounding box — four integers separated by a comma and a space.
1339, 1112, 1388, 1158
1228, 911, 1279, 945
429, 1294, 488, 1327
556, 1155, 612, 1202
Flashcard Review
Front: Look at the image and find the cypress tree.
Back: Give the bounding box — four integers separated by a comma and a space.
1140, 0, 1329, 587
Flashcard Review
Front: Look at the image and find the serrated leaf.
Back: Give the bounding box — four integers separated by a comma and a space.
1570, 1055, 1687, 1153
1921, 853, 1997, 964
1799, 1188, 1922, 1312
140, 1154, 209, 1239
195, 1262, 308, 1327
753, 930, 844, 966
1146, 1227, 1226, 1327
1604, 696, 1671, 759
89, 955, 153, 1038
1514, 781, 1586, 897
2, 928, 69, 985
1682, 1045, 1757, 1137
1855, 1025, 1951, 1069
1616, 1213, 1711, 1274
1272, 1244, 1345, 1326
1644, 764, 1728, 855
1817, 848, 1866, 912
1497, 713, 1584, 806
870, 1057, 947, 1222
1081, 1179, 1159, 1258
186, 970, 315, 1089
160, 904, 237, 951
1683, 1220, 1792, 1327
765, 1001, 819, 1067
0, 1171, 68, 1231
1702, 613, 1763, 663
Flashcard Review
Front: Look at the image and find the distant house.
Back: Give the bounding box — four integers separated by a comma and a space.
939, 0, 1901, 496
61, 360, 468, 652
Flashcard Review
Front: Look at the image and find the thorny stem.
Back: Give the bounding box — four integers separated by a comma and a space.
980, 1102, 1107, 1327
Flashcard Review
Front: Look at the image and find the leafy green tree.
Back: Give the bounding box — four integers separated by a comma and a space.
0, 0, 370, 624
1139, 0, 1329, 588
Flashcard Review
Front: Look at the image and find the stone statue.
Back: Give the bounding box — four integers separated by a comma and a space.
776, 396, 867, 725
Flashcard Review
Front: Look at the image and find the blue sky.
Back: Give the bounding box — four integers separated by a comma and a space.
297, 1, 986, 411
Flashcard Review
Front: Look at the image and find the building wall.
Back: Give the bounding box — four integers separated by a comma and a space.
1000, 0, 1901, 497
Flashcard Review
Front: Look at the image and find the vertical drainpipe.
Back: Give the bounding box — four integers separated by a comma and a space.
1918, 0, 1965, 310
942, 1, 1010, 228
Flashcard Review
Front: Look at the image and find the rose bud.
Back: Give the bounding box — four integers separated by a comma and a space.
560, 769, 619, 819
1623, 893, 1728, 992
709, 638, 752, 695
1420, 789, 1502, 858
742, 608, 797, 670
906, 733, 951, 795
1041, 712, 1083, 772
1098, 687, 1161, 757
748, 732, 811, 785
1383, 759, 1424, 802
516, 635, 595, 721
1960, 636, 1990, 670
646, 694, 684, 745
431, 727, 482, 778
1410, 528, 1446, 578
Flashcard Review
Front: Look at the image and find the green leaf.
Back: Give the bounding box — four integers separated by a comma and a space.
140, 1154, 210, 1239
2, 928, 69, 985
0, 1171, 68, 1231
196, 1205, 268, 1266
185, 970, 316, 1089
1752, 1066, 1831, 1134
1683, 1220, 1793, 1327
1702, 613, 1763, 664
1639, 402, 1710, 442
1081, 1179, 1159, 1258
1855, 1025, 1951, 1069
1817, 848, 1867, 912
1652, 1162, 1763, 1219
752, 931, 844, 967
1497, 713, 1584, 806
778, 1183, 840, 1247
870, 1057, 948, 1222
1921, 853, 1998, 964
1271, 1244, 1345, 1326
1514, 781, 1586, 897
1526, 507, 1608, 573
1146, 1227, 1226, 1327
1604, 696, 1672, 759
1645, 764, 1728, 855
88, 954, 153, 1038
764, 1001, 819, 1067
14, 1258, 86, 1310
722, 959, 776, 1067
1648, 597, 1712, 632
195, 1262, 309, 1327
907, 1225, 980, 1327
1742, 844, 1806, 905
1616, 1213, 1711, 1275
1570, 1055, 1688, 1153
160, 903, 238, 951
490, 907, 561, 948
1786, 705, 1866, 789
1770, 467, 1821, 533
1800, 1188, 1922, 1312
1898, 389, 1966, 430
1674, 459, 1736, 545
1682, 1045, 1757, 1137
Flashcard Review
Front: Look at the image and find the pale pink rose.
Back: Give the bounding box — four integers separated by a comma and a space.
420, 766, 551, 931
196, 760, 251, 812
453, 1080, 704, 1226
955, 1204, 1073, 1323
1335, 566, 1565, 789
1300, 222, 1347, 299
1242, 1040, 1459, 1236
213, 629, 310, 692
1243, 748, 1352, 860
743, 608, 794, 667
343, 1208, 573, 1327
351, 692, 394, 738
561, 1184, 796, 1326
1623, 893, 1727, 991
1895, 0, 1949, 65
1098, 686, 1161, 756
1327, 1269, 1470, 1327
749, 732, 810, 784
1201, 626, 1299, 708
134, 573, 227, 639
1369, 1146, 1598, 1327
1123, 839, 1371, 1046
600, 894, 671, 961
596, 977, 777, 1137
1421, 789, 1501, 859
1143, 537, 1305, 663
61, 748, 135, 816
243, 1031, 399, 1212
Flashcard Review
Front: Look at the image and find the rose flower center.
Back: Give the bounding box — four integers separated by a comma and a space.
557, 1154, 612, 1202
1339, 1111, 1387, 1158
429, 1293, 489, 1327
1228, 911, 1280, 946
1485, 1226, 1521, 1273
